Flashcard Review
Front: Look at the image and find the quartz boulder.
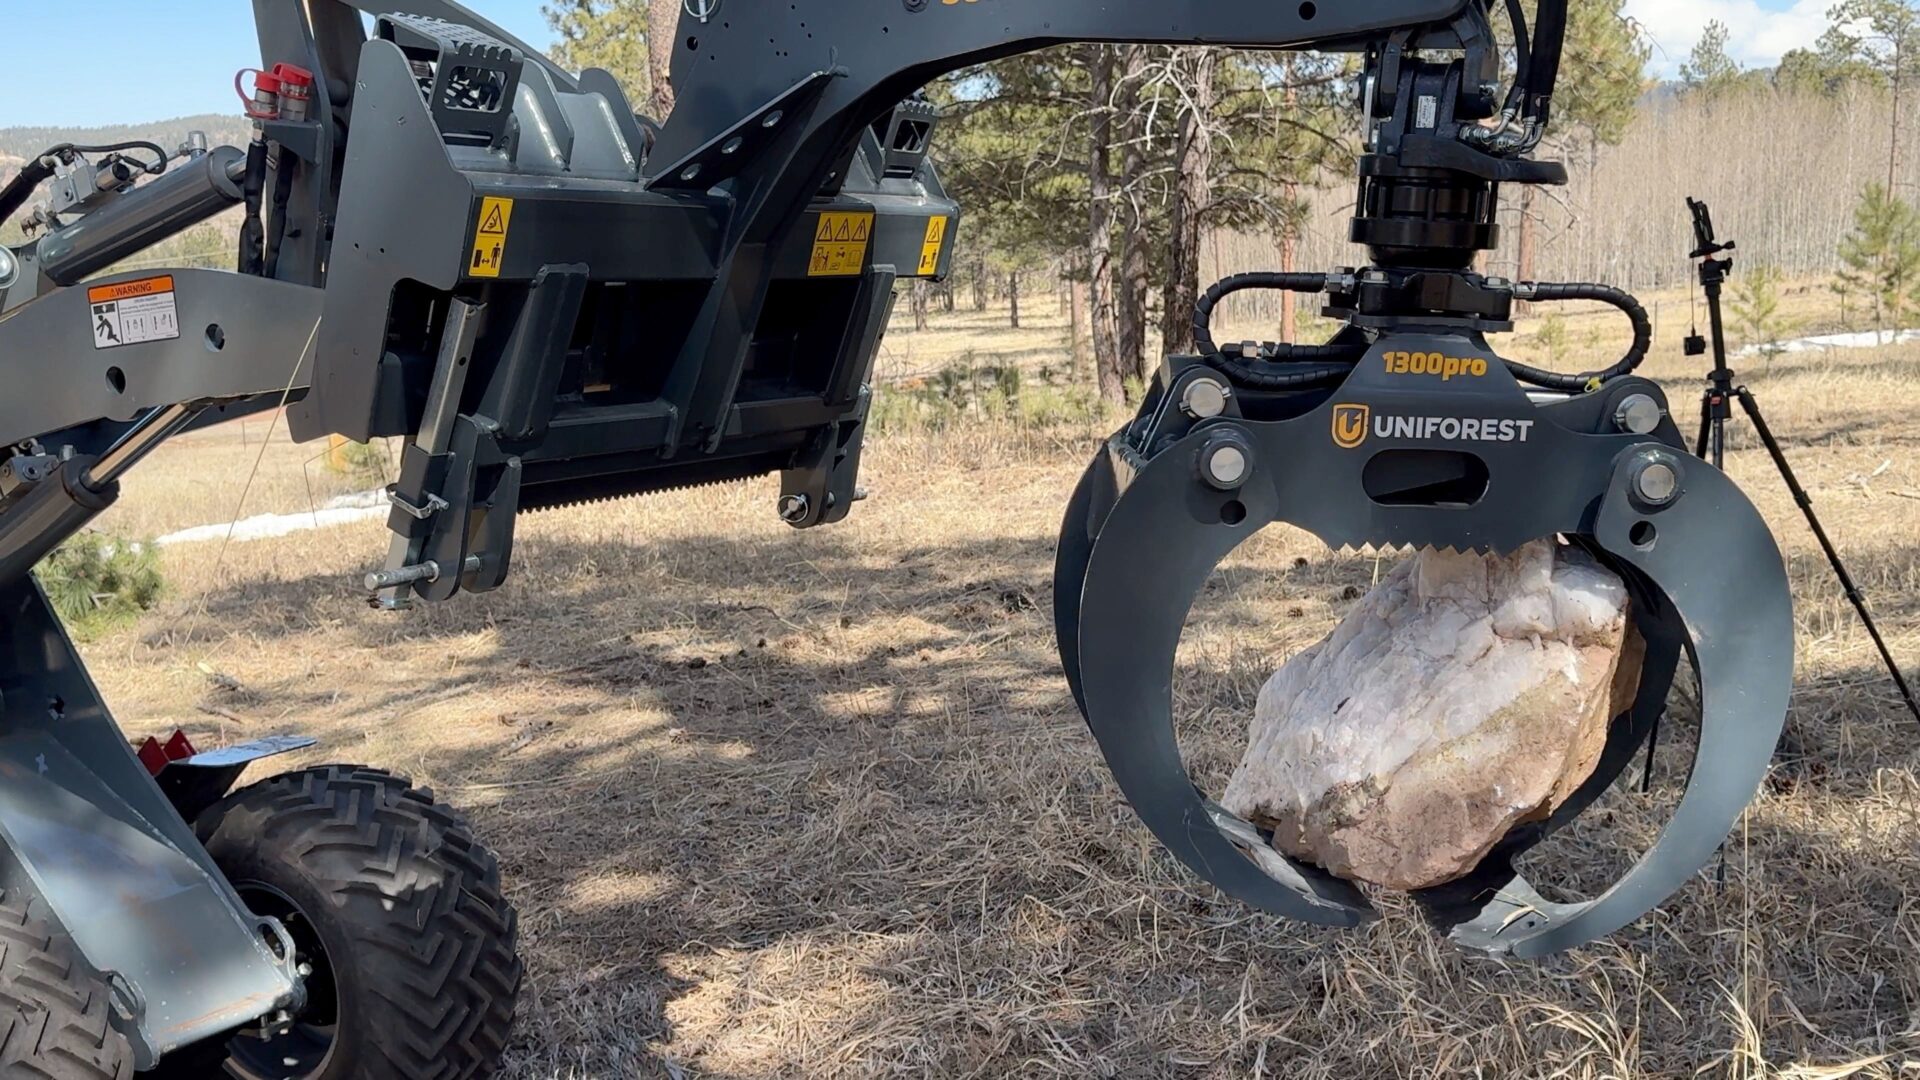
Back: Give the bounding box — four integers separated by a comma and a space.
1221, 540, 1644, 890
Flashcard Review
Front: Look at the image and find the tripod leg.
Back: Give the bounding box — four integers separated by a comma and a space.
1695, 389, 1712, 460
1735, 387, 1920, 725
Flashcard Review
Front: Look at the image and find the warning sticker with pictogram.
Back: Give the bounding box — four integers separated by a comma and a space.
808, 211, 875, 277
917, 216, 949, 276
87, 275, 180, 350
468, 196, 515, 278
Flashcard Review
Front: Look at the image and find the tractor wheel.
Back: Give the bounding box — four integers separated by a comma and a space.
181, 765, 521, 1079
0, 891, 133, 1079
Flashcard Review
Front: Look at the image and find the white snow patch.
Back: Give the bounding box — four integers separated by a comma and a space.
1737, 329, 1920, 358
156, 489, 389, 547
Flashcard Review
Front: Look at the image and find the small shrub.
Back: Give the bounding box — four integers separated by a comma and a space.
1534, 313, 1569, 366
35, 533, 165, 637
1017, 383, 1103, 427
869, 357, 1105, 435
1730, 263, 1793, 362
338, 439, 389, 481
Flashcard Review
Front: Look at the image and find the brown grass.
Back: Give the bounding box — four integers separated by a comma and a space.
76, 290, 1920, 1078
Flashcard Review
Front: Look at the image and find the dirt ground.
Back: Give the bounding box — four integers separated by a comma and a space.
74, 291, 1920, 1078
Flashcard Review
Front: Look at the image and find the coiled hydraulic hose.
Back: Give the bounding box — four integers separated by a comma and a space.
1192, 271, 1341, 358
1189, 272, 1652, 394
1190, 272, 1368, 387
1505, 281, 1652, 391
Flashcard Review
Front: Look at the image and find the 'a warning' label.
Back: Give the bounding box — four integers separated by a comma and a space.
808, 211, 874, 277
917, 216, 949, 276
87, 275, 179, 350
469, 196, 515, 278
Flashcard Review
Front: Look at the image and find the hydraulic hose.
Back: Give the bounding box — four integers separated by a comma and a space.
1205, 354, 1360, 390
0, 159, 57, 229
1506, 281, 1652, 392
1191, 271, 1331, 357
0, 140, 167, 229
1193, 272, 1373, 390
1188, 272, 1651, 395
239, 139, 268, 275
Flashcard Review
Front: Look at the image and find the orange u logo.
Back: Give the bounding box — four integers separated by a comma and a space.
1331, 404, 1370, 449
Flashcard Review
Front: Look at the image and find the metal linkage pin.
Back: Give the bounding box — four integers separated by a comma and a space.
1180, 377, 1231, 420
364, 555, 482, 593
1613, 393, 1665, 436
1631, 454, 1681, 506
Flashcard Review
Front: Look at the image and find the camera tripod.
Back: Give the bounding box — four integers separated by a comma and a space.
1686, 197, 1920, 725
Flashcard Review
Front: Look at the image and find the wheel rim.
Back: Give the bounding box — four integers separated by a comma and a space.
223, 882, 340, 1080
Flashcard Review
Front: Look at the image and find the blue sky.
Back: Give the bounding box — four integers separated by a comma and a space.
2, 1, 554, 128
2, 0, 1840, 129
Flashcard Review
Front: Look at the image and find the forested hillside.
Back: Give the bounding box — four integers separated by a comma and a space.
540, 0, 1920, 404
0, 114, 249, 178
12, 2, 1920, 380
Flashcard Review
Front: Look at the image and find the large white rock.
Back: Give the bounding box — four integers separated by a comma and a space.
1221, 541, 1643, 891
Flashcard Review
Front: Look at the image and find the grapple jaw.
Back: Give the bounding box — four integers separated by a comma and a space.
1053, 338, 1794, 956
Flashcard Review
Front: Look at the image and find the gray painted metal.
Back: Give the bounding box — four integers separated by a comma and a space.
0, 269, 321, 450
179, 735, 318, 769
36, 148, 245, 287
652, 0, 1469, 170
1059, 338, 1793, 954
0, 579, 297, 1067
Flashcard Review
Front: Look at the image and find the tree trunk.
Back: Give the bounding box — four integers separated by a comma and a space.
646, 0, 679, 120
940, 280, 955, 313
1069, 274, 1088, 378
972, 257, 988, 310
1280, 56, 1299, 345
1890, 54, 1903, 195
1161, 48, 1218, 357
910, 280, 930, 332
1116, 46, 1152, 384
1516, 184, 1538, 315
1087, 45, 1125, 406
1008, 270, 1021, 329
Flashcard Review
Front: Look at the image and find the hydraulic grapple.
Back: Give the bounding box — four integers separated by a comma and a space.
0, 0, 1807, 1073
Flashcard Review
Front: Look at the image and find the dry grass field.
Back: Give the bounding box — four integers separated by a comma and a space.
68, 284, 1920, 1078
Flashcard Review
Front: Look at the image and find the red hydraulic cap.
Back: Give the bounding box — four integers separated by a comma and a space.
163, 729, 197, 762
136, 737, 169, 776
138, 729, 201, 775
271, 63, 315, 89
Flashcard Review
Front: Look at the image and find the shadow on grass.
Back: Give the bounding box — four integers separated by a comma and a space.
130, 522, 1920, 1077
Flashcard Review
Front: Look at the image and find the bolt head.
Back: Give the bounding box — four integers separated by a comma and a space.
1203, 443, 1250, 489
778, 494, 810, 523
1634, 459, 1680, 505
1181, 378, 1230, 419
1614, 393, 1665, 436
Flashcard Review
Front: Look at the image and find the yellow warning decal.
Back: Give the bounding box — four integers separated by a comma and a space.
808, 211, 875, 277
917, 216, 949, 276
468, 196, 514, 278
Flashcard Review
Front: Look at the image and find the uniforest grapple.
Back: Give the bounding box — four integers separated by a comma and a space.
0, 0, 1793, 1073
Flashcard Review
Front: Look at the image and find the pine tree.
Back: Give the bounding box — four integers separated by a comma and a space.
542, 0, 678, 117
1558, 0, 1654, 141
1680, 21, 1745, 98
1515, 0, 1649, 285
1729, 263, 1791, 362
1837, 183, 1920, 332
1820, 0, 1920, 189
544, 0, 650, 98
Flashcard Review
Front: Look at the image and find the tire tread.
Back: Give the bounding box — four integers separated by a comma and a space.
195, 765, 520, 1079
